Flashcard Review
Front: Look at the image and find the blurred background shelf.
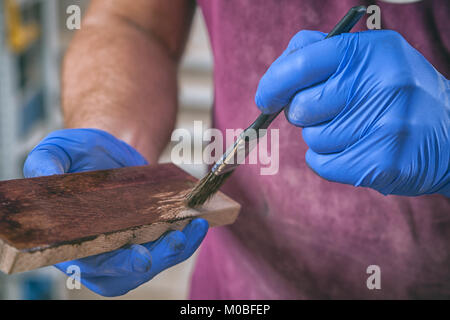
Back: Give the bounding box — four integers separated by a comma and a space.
0, 0, 60, 180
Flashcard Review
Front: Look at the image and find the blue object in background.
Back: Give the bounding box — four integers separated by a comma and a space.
20, 89, 45, 138
21, 274, 54, 300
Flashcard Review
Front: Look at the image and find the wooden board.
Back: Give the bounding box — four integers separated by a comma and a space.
0, 164, 240, 274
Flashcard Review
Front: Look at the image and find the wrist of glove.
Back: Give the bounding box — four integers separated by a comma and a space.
256, 30, 450, 197
24, 128, 209, 296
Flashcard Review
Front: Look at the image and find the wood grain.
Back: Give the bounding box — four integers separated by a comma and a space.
0, 164, 240, 274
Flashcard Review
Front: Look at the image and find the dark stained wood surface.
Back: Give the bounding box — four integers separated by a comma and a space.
0, 164, 240, 274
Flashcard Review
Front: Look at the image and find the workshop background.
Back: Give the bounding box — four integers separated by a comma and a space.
0, 0, 213, 299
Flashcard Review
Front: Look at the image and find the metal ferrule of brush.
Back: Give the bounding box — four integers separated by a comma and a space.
211, 110, 282, 176
211, 130, 260, 176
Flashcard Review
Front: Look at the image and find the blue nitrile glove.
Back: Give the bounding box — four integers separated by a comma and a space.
255, 30, 450, 197
24, 128, 209, 296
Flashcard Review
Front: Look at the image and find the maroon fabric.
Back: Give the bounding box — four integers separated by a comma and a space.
190, 0, 450, 299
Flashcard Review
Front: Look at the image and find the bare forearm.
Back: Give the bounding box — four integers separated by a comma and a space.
62, 1, 194, 163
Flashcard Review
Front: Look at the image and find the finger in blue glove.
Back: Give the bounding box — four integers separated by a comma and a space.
24, 128, 148, 178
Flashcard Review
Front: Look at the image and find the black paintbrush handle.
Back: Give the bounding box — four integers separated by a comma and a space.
326, 5, 367, 39
250, 5, 367, 132
248, 109, 283, 131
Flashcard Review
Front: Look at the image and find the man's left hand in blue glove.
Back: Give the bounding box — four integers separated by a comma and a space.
256, 30, 449, 197
23, 129, 209, 296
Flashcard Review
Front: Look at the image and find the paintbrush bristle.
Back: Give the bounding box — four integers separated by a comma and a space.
185, 171, 233, 207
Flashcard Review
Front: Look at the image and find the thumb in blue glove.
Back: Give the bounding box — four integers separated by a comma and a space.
24, 128, 209, 296
256, 30, 450, 197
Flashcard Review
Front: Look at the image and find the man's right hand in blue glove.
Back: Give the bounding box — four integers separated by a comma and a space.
24, 128, 209, 297
255, 30, 449, 197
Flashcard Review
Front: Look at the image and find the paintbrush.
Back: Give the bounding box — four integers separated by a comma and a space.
185, 5, 367, 207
